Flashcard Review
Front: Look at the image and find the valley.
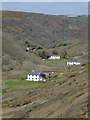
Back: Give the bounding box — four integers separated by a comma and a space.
2, 11, 88, 118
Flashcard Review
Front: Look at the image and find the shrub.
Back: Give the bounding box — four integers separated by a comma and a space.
69, 82, 72, 85
25, 41, 28, 45
83, 82, 87, 85
68, 74, 76, 78
80, 111, 85, 115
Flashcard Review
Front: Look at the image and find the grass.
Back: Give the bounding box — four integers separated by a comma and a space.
5, 80, 43, 86
57, 76, 66, 81
71, 17, 88, 24
74, 93, 85, 98
38, 49, 43, 52
84, 64, 89, 69
2, 10, 24, 19
0, 89, 8, 94
55, 45, 67, 49
44, 58, 67, 63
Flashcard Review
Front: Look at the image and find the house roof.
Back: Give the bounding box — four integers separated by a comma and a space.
40, 72, 46, 76
51, 54, 60, 57
29, 70, 39, 75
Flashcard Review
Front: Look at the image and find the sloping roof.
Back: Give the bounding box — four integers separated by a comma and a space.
40, 72, 46, 76
51, 54, 60, 57
29, 70, 39, 75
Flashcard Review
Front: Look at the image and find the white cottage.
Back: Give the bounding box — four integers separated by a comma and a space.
26, 47, 31, 52
67, 61, 81, 65
26, 70, 46, 81
67, 15, 77, 18
48, 55, 60, 60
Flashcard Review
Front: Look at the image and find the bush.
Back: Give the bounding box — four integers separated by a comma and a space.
68, 74, 76, 78
25, 41, 28, 45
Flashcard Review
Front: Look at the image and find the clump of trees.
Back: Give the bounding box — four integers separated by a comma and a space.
38, 51, 49, 59
25, 41, 28, 45
52, 50, 58, 55
61, 50, 67, 59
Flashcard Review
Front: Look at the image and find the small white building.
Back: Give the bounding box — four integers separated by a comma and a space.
67, 61, 81, 65
26, 47, 31, 52
26, 70, 46, 81
48, 55, 60, 60
68, 15, 77, 18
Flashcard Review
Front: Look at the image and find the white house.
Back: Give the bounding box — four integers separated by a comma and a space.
67, 61, 81, 65
26, 47, 31, 52
67, 15, 77, 18
26, 70, 46, 81
48, 55, 60, 60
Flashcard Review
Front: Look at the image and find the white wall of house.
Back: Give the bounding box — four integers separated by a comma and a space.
67, 61, 81, 65
48, 56, 60, 60
68, 15, 77, 18
26, 75, 39, 81
26, 47, 30, 51
26, 75, 44, 81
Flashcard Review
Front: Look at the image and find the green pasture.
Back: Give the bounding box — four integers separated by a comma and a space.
0, 89, 8, 95
71, 17, 88, 24
5, 80, 43, 86
55, 45, 67, 49
84, 64, 89, 69
43, 58, 68, 63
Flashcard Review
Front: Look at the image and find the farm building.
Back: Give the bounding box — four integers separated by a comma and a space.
26, 47, 31, 52
67, 61, 81, 65
67, 15, 77, 18
48, 54, 60, 60
26, 70, 46, 81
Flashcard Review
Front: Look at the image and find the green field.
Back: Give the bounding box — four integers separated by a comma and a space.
43, 58, 68, 63
84, 64, 89, 69
72, 17, 88, 24
5, 80, 43, 86
0, 89, 8, 94
38, 49, 43, 52
55, 45, 67, 49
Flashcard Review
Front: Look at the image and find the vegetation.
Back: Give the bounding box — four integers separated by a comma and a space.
2, 11, 88, 118
43, 58, 67, 63
0, 89, 8, 94
84, 64, 89, 69
5, 80, 43, 86
52, 50, 58, 55
71, 17, 88, 24
38, 51, 49, 59
61, 50, 67, 59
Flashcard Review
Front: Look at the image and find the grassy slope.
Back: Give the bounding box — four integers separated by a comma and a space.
2, 67, 88, 118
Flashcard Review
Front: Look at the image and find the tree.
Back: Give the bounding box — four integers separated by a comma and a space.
52, 50, 58, 55
25, 41, 28, 45
61, 50, 67, 58
39, 51, 49, 59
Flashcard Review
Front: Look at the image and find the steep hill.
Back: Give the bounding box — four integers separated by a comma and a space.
2, 11, 88, 48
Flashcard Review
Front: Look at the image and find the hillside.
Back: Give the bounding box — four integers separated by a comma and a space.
2, 11, 88, 118
2, 11, 88, 78
2, 11, 88, 48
